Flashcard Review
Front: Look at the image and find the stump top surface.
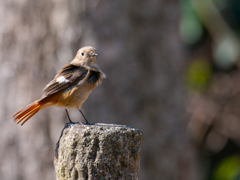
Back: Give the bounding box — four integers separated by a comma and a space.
61, 123, 143, 137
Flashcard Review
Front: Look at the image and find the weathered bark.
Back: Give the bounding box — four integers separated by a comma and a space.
54, 123, 143, 180
0, 1, 200, 180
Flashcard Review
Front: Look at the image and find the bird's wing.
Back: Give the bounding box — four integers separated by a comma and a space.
42, 64, 88, 97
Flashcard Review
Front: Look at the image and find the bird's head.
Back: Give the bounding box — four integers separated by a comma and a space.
71, 46, 98, 68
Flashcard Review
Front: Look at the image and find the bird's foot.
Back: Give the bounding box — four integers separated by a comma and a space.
66, 121, 81, 126
78, 109, 94, 125
66, 121, 94, 126
82, 121, 95, 125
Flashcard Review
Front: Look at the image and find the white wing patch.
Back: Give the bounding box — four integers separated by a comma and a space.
77, 80, 83, 85
102, 73, 106, 79
56, 76, 69, 83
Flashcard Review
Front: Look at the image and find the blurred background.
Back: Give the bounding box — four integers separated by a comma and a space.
1, 0, 240, 179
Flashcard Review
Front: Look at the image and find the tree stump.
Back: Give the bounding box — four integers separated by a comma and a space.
54, 123, 144, 180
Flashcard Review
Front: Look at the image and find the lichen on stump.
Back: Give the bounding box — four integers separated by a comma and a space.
54, 123, 144, 180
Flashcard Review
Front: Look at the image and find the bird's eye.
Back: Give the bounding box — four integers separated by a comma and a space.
81, 52, 84, 56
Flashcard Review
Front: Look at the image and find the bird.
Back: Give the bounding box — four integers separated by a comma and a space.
11, 46, 106, 126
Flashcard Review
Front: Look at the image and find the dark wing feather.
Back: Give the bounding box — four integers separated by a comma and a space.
87, 71, 100, 84
42, 64, 88, 97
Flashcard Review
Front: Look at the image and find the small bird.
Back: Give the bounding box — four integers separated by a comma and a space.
11, 46, 106, 126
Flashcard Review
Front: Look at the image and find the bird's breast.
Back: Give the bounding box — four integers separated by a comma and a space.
56, 81, 96, 109
55, 70, 102, 109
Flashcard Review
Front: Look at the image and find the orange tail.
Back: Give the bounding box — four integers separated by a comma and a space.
12, 101, 42, 126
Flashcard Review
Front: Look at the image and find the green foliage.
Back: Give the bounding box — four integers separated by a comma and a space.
213, 155, 240, 180
186, 59, 212, 92
180, 0, 203, 44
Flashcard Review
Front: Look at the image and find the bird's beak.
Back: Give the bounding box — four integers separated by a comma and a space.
91, 53, 98, 56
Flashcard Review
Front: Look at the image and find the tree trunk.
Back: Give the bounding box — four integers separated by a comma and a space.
0, 1, 200, 180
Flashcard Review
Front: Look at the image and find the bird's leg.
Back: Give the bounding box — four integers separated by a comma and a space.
78, 109, 93, 125
65, 109, 73, 123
